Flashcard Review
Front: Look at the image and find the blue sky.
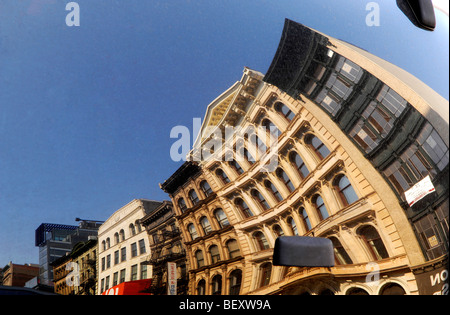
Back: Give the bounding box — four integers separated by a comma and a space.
0, 0, 448, 265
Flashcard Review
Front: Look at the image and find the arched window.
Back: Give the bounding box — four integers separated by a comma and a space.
313, 195, 329, 220
380, 283, 406, 295
230, 160, 244, 175
272, 224, 284, 237
178, 198, 187, 213
216, 168, 230, 184
114, 232, 120, 244
195, 250, 204, 268
188, 189, 200, 206
289, 151, 310, 179
250, 134, 267, 154
264, 180, 282, 202
251, 189, 270, 210
197, 279, 206, 295
288, 217, 299, 236
209, 245, 221, 264
214, 208, 229, 228
235, 198, 254, 218
276, 168, 295, 192
229, 270, 242, 295
119, 229, 125, 242
275, 102, 295, 121
358, 225, 389, 260
187, 223, 198, 241
200, 216, 212, 235
243, 148, 255, 164
200, 180, 213, 197
334, 175, 358, 206
259, 263, 272, 288
262, 119, 281, 138
135, 220, 142, 233
305, 134, 330, 160
129, 224, 136, 236
253, 231, 270, 251
299, 207, 312, 231
226, 239, 241, 259
347, 287, 369, 295
102, 240, 106, 251
329, 237, 353, 265
211, 275, 222, 295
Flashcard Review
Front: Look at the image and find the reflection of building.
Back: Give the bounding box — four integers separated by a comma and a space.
35, 221, 101, 285
163, 20, 448, 295
1, 262, 39, 287
97, 199, 163, 295
51, 239, 98, 295
140, 200, 189, 295
161, 164, 245, 295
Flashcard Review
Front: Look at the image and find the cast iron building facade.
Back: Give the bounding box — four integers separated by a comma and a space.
162, 20, 448, 295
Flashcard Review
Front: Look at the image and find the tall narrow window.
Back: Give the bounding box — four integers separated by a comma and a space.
187, 223, 198, 241
289, 151, 310, 179
251, 189, 270, 211
358, 225, 389, 260
197, 279, 206, 295
235, 198, 254, 218
230, 160, 244, 175
243, 148, 255, 164
229, 270, 242, 295
214, 208, 229, 228
195, 250, 204, 268
276, 168, 295, 192
299, 207, 312, 231
200, 180, 213, 197
313, 195, 329, 220
226, 239, 241, 259
178, 198, 187, 213
200, 216, 212, 235
216, 168, 230, 184
329, 237, 353, 265
334, 175, 358, 206
129, 224, 136, 236
259, 263, 272, 288
305, 134, 330, 160
189, 189, 200, 206
264, 180, 283, 202
253, 231, 270, 251
262, 119, 281, 138
211, 275, 222, 295
288, 217, 299, 236
209, 245, 221, 264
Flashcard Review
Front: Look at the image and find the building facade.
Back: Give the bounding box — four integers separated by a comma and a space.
35, 221, 101, 285
140, 200, 189, 295
161, 164, 245, 295
97, 199, 162, 295
1, 262, 39, 287
163, 20, 448, 295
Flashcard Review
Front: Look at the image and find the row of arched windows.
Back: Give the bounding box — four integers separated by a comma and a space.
177, 180, 213, 213
193, 239, 241, 269
101, 221, 142, 251
196, 269, 243, 295
186, 208, 230, 241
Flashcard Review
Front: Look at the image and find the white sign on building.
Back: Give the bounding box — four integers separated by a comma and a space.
167, 262, 177, 295
404, 175, 436, 207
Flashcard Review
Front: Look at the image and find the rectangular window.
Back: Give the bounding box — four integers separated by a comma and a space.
113, 272, 118, 287
139, 239, 146, 255
114, 250, 119, 265
121, 247, 126, 262
140, 264, 147, 279
106, 254, 111, 269
131, 243, 138, 257
119, 269, 126, 283
131, 265, 138, 281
